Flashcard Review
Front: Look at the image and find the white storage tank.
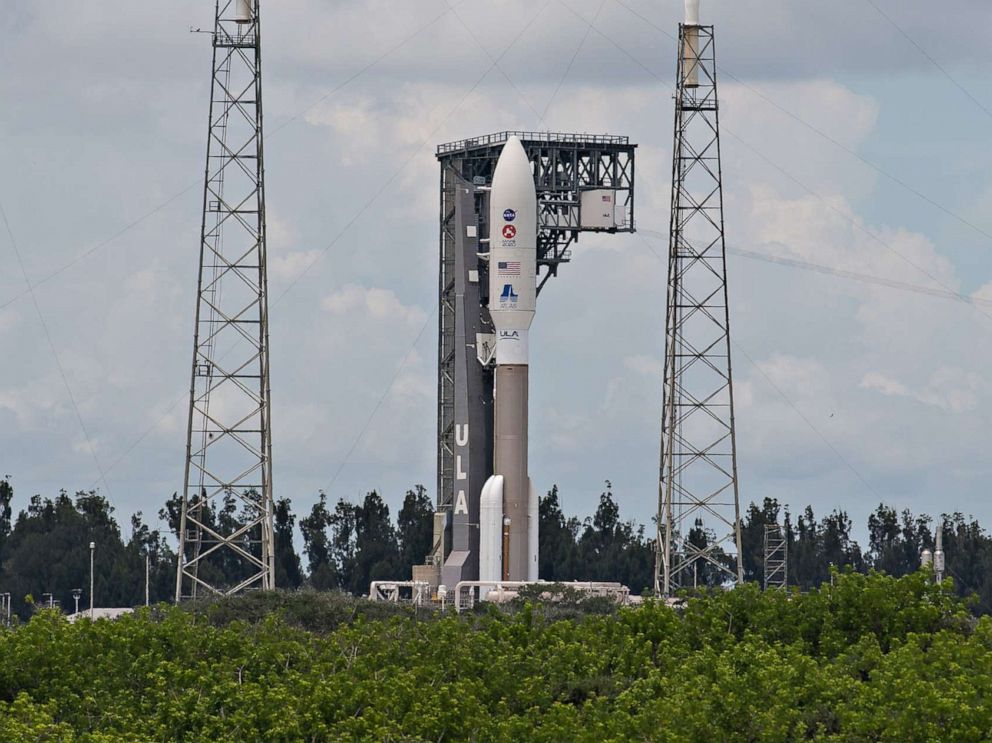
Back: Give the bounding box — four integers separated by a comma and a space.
683, 0, 701, 88
685, 0, 700, 25
580, 189, 617, 230
235, 0, 253, 23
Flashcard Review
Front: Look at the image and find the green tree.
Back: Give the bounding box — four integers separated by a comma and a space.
350, 491, 401, 595
0, 478, 12, 571
868, 503, 931, 577
273, 498, 303, 589
576, 482, 653, 593
941, 513, 992, 614
0, 490, 143, 617
396, 485, 433, 577
300, 491, 335, 589
538, 485, 581, 581
125, 511, 175, 605
300, 491, 401, 594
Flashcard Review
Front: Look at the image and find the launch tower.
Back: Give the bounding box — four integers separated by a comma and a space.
430, 132, 636, 589
656, 3, 744, 595
176, 0, 275, 599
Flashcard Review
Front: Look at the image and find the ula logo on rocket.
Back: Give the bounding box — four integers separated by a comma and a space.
502, 225, 516, 239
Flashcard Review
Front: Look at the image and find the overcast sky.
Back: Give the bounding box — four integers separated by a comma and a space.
2, 0, 992, 544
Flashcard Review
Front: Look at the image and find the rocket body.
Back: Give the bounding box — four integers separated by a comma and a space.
479, 136, 539, 583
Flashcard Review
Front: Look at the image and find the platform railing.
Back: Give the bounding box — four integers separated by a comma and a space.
437, 131, 630, 155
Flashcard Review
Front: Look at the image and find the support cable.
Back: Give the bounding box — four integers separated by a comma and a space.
637, 234, 883, 503
555, 1, 992, 324
320, 0, 602, 495
321, 303, 438, 496
442, 0, 545, 125
271, 0, 553, 305
0, 0, 471, 316
538, 0, 608, 126
0, 200, 112, 497
89, 0, 552, 490
611, 0, 992, 243
864, 0, 992, 121
639, 229, 992, 309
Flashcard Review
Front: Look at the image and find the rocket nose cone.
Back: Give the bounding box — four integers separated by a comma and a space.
496, 135, 529, 171
492, 136, 534, 196
491, 135, 537, 242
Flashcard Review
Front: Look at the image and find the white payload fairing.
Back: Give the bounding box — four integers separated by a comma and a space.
479, 136, 540, 583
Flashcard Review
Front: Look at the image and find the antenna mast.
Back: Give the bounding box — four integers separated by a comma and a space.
176, 0, 275, 599
656, 1, 744, 595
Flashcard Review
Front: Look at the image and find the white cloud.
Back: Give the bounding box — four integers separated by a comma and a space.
269, 249, 320, 284
321, 284, 426, 325
861, 368, 986, 413
860, 371, 911, 399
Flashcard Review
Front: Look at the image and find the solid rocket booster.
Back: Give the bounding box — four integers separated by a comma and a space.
479, 136, 539, 583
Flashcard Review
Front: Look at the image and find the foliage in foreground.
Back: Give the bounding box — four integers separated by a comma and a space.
1, 571, 990, 741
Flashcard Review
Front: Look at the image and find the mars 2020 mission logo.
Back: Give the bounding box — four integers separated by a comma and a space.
502, 224, 516, 240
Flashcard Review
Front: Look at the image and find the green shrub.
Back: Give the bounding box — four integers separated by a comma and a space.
0, 571, 987, 741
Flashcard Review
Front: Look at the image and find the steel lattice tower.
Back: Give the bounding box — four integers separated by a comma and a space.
763, 524, 787, 590
656, 20, 743, 595
176, 0, 275, 600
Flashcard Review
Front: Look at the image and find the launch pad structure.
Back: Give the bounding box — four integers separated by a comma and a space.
431, 132, 637, 590
171, 0, 743, 602
430, 131, 636, 586
428, 4, 744, 598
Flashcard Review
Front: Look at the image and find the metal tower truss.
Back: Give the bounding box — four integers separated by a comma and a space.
656, 24, 744, 595
763, 524, 787, 590
432, 132, 635, 577
176, 0, 275, 600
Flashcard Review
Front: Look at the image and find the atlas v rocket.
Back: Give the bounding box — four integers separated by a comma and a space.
479, 136, 540, 583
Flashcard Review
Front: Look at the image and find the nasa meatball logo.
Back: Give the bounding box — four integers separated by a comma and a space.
503, 208, 516, 222
502, 224, 517, 239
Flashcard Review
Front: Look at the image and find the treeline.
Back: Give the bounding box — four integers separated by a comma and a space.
738, 497, 992, 613
0, 480, 439, 619
2, 477, 992, 616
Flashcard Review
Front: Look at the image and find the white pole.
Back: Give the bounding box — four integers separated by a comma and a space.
89, 541, 95, 619
145, 554, 150, 607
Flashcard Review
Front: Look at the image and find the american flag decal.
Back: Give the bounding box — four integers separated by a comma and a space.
498, 261, 521, 275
